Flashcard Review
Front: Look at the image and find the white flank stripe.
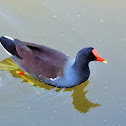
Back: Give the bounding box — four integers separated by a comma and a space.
4, 36, 14, 41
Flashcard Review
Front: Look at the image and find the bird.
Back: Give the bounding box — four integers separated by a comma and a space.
0, 36, 107, 88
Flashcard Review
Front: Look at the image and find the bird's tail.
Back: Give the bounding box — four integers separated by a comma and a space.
0, 36, 17, 56
0, 36, 18, 56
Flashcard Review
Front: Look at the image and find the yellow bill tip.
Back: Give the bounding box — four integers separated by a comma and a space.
102, 60, 107, 63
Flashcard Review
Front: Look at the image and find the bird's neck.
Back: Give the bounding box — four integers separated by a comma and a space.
73, 59, 89, 73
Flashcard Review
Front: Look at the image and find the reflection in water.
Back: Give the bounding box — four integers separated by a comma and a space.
0, 58, 100, 113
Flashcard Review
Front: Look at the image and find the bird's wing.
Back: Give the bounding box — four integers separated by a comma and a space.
15, 39, 69, 78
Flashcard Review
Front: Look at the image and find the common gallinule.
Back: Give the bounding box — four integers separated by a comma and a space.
0, 36, 107, 87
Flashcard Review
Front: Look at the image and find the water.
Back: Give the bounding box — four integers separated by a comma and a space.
0, 0, 126, 126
